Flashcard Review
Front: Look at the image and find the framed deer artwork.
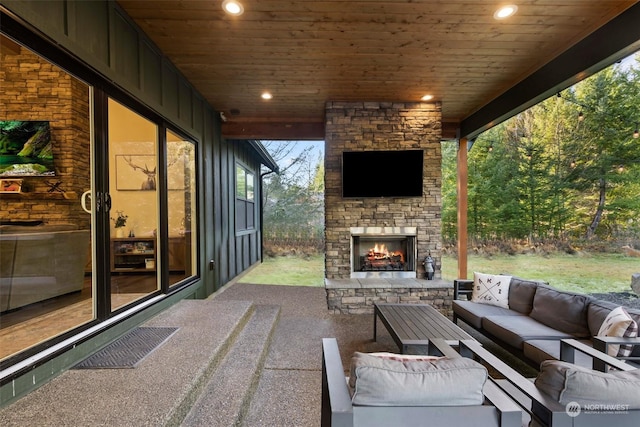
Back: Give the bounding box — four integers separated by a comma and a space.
116, 155, 157, 190
116, 143, 193, 191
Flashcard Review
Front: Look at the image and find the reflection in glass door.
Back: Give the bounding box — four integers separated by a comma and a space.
0, 34, 95, 360
107, 98, 159, 311
167, 130, 197, 286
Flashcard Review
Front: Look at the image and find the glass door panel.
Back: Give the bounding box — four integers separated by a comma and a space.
166, 130, 197, 285
0, 34, 95, 360
107, 98, 159, 311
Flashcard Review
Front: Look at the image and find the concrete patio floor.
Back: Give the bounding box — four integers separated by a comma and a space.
0, 281, 536, 426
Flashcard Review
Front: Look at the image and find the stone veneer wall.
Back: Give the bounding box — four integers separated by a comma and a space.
0, 40, 90, 228
325, 280, 454, 317
324, 101, 443, 280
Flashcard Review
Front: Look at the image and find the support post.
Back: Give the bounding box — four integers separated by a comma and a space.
457, 138, 468, 279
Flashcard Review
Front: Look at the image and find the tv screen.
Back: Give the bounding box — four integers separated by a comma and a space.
0, 120, 54, 176
342, 149, 424, 198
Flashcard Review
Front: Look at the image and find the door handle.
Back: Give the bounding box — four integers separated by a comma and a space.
81, 190, 92, 214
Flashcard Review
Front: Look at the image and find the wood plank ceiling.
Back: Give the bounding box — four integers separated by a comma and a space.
116, 1, 639, 140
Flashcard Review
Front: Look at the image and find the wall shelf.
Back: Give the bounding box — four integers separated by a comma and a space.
0, 191, 78, 200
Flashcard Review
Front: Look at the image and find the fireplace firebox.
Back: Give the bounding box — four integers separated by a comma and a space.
350, 227, 417, 278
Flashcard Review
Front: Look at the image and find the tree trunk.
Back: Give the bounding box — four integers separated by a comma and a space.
586, 178, 606, 239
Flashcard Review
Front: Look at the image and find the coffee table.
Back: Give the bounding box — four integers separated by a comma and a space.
373, 303, 474, 354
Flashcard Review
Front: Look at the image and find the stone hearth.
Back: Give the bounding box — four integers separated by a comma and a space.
325, 278, 453, 316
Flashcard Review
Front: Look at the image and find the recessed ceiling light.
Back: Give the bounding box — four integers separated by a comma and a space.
494, 5, 518, 20
421, 94, 434, 101
222, 0, 244, 16
261, 92, 273, 100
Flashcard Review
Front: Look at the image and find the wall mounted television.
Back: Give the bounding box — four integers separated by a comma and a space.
0, 120, 54, 176
342, 149, 424, 198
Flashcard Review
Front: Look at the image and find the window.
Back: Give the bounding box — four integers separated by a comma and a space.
166, 130, 197, 285
236, 163, 255, 231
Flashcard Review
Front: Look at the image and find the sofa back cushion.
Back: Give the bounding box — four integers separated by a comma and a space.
529, 286, 592, 338
535, 360, 640, 409
587, 299, 621, 336
508, 277, 545, 314
349, 352, 487, 406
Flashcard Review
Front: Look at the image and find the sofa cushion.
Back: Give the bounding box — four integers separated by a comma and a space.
523, 339, 594, 368
482, 315, 574, 349
529, 287, 592, 338
598, 306, 639, 357
587, 299, 621, 336
534, 360, 640, 409
508, 277, 545, 314
471, 272, 512, 309
349, 352, 487, 406
453, 299, 524, 329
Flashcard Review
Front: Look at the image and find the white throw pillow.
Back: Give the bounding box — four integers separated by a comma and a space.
471, 272, 512, 309
597, 306, 638, 357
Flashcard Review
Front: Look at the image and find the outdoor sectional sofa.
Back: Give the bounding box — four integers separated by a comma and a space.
322, 336, 640, 427
453, 274, 640, 369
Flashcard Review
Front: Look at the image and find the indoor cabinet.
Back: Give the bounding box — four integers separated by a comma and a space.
111, 238, 156, 273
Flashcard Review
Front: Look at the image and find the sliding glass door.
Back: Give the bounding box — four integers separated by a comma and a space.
0, 30, 199, 365
0, 34, 95, 360
107, 98, 160, 311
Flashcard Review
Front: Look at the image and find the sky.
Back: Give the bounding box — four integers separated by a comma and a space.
262, 140, 324, 168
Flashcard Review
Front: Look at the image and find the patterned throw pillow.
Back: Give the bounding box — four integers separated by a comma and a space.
471, 272, 512, 309
597, 306, 639, 357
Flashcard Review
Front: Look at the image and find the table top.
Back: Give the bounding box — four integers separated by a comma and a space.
375, 303, 473, 345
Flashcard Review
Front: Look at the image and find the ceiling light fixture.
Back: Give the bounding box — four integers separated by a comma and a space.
421, 94, 434, 101
261, 92, 273, 100
494, 5, 518, 20
222, 0, 244, 16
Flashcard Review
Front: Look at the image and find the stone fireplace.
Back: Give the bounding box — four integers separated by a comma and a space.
324, 101, 443, 281
323, 101, 453, 315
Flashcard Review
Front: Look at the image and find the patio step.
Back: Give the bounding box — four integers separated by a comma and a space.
180, 304, 281, 427
0, 298, 280, 427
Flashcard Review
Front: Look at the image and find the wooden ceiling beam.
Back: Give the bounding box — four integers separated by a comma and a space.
441, 121, 459, 140
222, 119, 458, 141
221, 121, 325, 140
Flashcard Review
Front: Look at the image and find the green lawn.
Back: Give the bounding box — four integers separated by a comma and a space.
441, 253, 639, 294
241, 252, 638, 294
240, 254, 325, 286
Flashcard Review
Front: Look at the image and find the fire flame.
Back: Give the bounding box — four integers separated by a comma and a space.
367, 243, 404, 263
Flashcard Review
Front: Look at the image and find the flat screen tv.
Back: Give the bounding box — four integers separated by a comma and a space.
342, 149, 424, 198
0, 120, 54, 176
